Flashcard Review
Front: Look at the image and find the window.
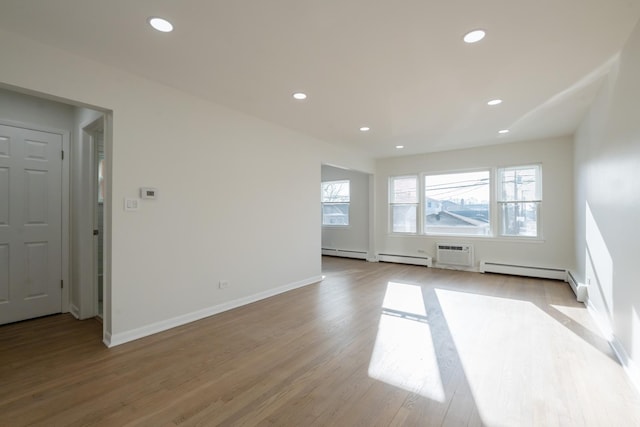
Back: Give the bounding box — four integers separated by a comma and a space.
389, 176, 418, 233
498, 165, 541, 237
424, 171, 490, 235
322, 180, 350, 226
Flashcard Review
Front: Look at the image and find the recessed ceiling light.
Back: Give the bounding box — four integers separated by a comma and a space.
487, 99, 502, 106
463, 29, 486, 43
498, 129, 510, 134
292, 92, 307, 100
360, 127, 370, 132
395, 145, 404, 149
148, 17, 173, 33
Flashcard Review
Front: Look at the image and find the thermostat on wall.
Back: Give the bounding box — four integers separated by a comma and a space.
140, 187, 157, 199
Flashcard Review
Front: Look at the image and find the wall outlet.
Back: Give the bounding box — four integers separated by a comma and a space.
219, 280, 229, 289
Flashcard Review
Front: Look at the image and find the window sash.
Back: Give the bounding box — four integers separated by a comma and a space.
390, 203, 417, 233
322, 180, 350, 203
498, 201, 540, 237
498, 166, 541, 202
390, 176, 418, 204
423, 170, 491, 236
322, 203, 350, 226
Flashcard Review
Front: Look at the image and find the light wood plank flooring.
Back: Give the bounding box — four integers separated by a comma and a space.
2, 257, 640, 426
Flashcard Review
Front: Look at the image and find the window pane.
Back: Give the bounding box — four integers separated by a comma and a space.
499, 202, 539, 236
500, 167, 539, 201
424, 171, 490, 235
322, 180, 350, 203
322, 203, 349, 225
391, 204, 417, 233
391, 176, 417, 203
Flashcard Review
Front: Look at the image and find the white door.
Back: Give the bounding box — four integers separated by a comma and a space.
0, 124, 62, 324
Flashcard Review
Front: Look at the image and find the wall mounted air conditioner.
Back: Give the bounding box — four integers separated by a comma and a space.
436, 243, 473, 267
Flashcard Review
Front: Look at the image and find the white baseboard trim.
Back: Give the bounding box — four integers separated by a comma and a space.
103, 331, 112, 348
105, 275, 322, 348
69, 304, 80, 319
586, 299, 640, 394
321, 248, 368, 260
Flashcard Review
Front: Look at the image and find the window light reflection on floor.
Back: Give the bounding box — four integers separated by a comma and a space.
368, 282, 445, 402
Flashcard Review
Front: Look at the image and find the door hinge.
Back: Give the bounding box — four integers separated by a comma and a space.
61, 150, 64, 160
61, 279, 64, 289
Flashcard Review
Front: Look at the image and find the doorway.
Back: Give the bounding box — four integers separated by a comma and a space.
0, 86, 111, 340
81, 117, 106, 320
84, 120, 105, 318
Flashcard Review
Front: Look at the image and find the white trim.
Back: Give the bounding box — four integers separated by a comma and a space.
103, 331, 112, 348
69, 304, 80, 319
586, 300, 640, 394
105, 275, 322, 347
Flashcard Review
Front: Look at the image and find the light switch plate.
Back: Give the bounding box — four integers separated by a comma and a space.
124, 198, 139, 211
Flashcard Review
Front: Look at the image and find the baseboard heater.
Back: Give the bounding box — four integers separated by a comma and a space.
479, 261, 566, 281
378, 254, 432, 267
321, 248, 368, 260
566, 271, 588, 302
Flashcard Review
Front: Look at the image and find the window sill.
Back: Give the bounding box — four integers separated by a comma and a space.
387, 233, 545, 243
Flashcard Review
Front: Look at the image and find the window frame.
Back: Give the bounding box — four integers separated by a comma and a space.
496, 164, 543, 239
321, 179, 351, 227
387, 165, 543, 239
388, 175, 419, 234
422, 169, 492, 237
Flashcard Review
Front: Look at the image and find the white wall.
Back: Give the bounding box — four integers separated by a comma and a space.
375, 137, 575, 270
0, 28, 374, 344
0, 88, 75, 130
574, 20, 640, 385
321, 165, 370, 254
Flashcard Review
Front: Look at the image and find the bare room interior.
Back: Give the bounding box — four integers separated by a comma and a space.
1, 1, 640, 425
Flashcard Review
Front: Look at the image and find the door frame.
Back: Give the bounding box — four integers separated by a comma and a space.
79, 117, 104, 320
0, 118, 70, 314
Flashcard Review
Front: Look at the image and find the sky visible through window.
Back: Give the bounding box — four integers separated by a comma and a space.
425, 171, 490, 235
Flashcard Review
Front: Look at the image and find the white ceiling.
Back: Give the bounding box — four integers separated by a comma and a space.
1, 0, 639, 157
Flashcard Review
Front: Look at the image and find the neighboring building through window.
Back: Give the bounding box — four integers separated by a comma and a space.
498, 165, 541, 237
424, 170, 491, 236
322, 180, 350, 226
389, 176, 418, 233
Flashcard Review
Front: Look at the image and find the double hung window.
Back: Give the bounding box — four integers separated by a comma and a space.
321, 180, 350, 226
497, 165, 541, 237
389, 176, 418, 233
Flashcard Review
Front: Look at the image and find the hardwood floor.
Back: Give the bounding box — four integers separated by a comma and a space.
2, 257, 640, 426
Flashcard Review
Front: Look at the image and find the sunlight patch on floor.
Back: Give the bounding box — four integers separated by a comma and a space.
435, 288, 636, 426
368, 282, 445, 402
381, 281, 427, 317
